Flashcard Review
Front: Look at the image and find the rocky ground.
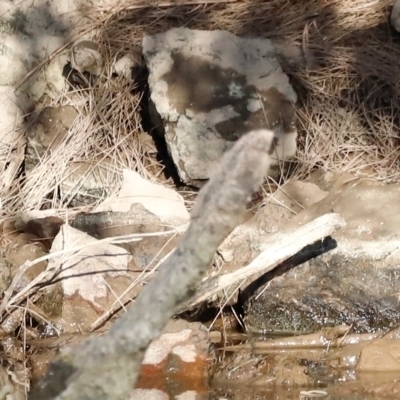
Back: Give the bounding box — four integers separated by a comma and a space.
1, 0, 400, 399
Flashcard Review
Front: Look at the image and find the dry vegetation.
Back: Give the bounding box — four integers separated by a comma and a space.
0, 0, 397, 333
1, 0, 399, 220
85, 0, 400, 185
0, 1, 398, 395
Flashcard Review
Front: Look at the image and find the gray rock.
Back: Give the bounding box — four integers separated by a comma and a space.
143, 27, 297, 187
59, 160, 118, 207
392, 0, 400, 32
71, 39, 103, 76
243, 178, 400, 334
25, 106, 79, 172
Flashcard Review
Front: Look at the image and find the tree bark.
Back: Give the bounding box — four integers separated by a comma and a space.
29, 129, 275, 400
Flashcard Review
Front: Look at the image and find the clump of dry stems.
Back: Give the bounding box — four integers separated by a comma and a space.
0, 0, 399, 380
2, 0, 400, 218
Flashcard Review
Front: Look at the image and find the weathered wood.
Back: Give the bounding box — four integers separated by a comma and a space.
29, 129, 275, 400
180, 213, 346, 311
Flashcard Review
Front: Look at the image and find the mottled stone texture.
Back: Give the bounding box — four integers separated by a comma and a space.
243, 177, 400, 334
143, 27, 297, 187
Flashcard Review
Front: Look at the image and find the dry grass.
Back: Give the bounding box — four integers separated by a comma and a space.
75, 0, 400, 191
1, 0, 400, 348
1, 51, 163, 219
2, 0, 400, 220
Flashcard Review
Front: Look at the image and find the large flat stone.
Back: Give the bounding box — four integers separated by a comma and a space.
243, 178, 400, 334
143, 27, 297, 187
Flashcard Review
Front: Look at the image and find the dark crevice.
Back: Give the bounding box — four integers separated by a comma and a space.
136, 63, 184, 187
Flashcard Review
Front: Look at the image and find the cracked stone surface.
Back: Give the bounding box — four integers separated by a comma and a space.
143, 27, 298, 187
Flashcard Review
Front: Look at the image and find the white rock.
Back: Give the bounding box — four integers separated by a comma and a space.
114, 53, 138, 80
49, 225, 132, 311
128, 389, 168, 400
95, 169, 190, 225
0, 0, 81, 98
0, 87, 30, 194
71, 39, 103, 76
0, 86, 24, 147
43, 53, 70, 97
143, 27, 298, 187
143, 329, 193, 365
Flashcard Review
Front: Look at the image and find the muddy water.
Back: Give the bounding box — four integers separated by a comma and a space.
132, 329, 400, 399
209, 329, 400, 400
22, 324, 400, 398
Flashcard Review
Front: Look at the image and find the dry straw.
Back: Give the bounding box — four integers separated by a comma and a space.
1, 0, 400, 338
3, 0, 399, 218
80, 0, 400, 186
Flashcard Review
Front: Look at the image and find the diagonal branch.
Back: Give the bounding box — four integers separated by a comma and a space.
29, 129, 275, 400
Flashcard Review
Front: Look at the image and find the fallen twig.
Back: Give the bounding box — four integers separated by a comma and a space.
180, 213, 346, 311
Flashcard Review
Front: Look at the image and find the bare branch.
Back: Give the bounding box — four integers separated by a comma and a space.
29, 129, 275, 400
